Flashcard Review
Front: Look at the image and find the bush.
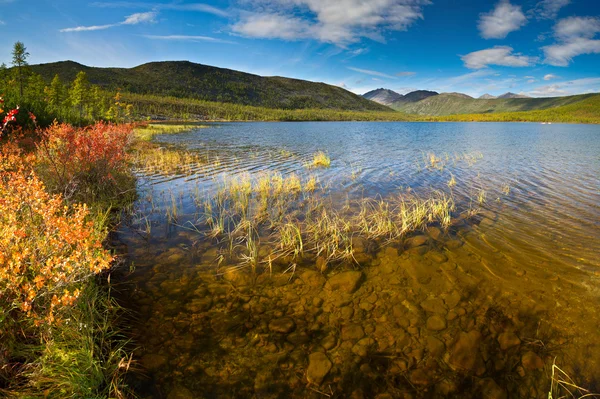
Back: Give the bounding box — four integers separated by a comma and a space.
0, 146, 112, 333
35, 121, 135, 207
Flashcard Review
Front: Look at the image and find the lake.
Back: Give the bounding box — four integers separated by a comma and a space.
115, 122, 600, 398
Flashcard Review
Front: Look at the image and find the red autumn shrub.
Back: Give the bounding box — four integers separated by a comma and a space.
36, 121, 134, 203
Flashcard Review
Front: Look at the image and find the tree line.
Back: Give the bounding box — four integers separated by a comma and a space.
0, 42, 133, 128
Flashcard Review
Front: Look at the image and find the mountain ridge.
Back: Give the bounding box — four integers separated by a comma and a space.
27, 60, 392, 112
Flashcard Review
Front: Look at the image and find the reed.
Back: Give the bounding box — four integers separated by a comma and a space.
308, 151, 331, 168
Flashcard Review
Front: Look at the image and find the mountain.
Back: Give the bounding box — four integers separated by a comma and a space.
479, 94, 497, 99
390, 92, 597, 115
362, 88, 403, 106
497, 92, 531, 99
392, 90, 439, 106
27, 60, 391, 112
441, 92, 473, 99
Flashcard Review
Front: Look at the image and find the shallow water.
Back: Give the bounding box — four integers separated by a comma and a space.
115, 122, 600, 398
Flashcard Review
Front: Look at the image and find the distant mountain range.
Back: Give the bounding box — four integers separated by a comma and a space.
362, 88, 403, 105
360, 88, 594, 116
27, 60, 390, 112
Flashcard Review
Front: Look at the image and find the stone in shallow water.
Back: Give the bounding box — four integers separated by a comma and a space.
326, 271, 363, 294
426, 315, 447, 331
406, 235, 429, 248
269, 317, 296, 334
420, 298, 447, 314
167, 386, 194, 399
141, 353, 167, 371
341, 324, 365, 341
426, 336, 446, 357
352, 337, 375, 357
497, 331, 521, 350
448, 330, 485, 374
521, 351, 544, 370
307, 352, 332, 384
479, 378, 507, 399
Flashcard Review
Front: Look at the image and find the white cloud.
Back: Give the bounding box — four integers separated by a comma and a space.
60, 11, 156, 32
543, 73, 559, 80
527, 79, 536, 83
141, 35, 237, 44
461, 46, 537, 69
531, 0, 570, 20
91, 2, 229, 17
543, 16, 600, 66
122, 11, 157, 25
60, 24, 117, 32
396, 71, 416, 77
478, 0, 527, 39
347, 66, 397, 79
524, 77, 600, 97
554, 16, 600, 40
0, 20, 5, 25
232, 0, 432, 45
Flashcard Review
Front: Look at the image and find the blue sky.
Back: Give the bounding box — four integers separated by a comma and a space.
1, 0, 599, 97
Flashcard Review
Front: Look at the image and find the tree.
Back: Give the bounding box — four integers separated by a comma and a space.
46, 74, 65, 110
11, 41, 29, 98
70, 71, 90, 120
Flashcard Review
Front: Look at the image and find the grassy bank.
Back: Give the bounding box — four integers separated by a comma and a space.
123, 92, 414, 121
419, 94, 600, 124
124, 92, 600, 124
0, 121, 137, 398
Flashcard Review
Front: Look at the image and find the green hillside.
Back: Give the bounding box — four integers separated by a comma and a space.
28, 60, 391, 111
391, 92, 598, 115
421, 94, 600, 123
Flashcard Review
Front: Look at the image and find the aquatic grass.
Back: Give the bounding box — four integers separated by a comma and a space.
548, 359, 600, 399
133, 123, 203, 141
307, 151, 331, 168
133, 145, 207, 176
477, 189, 487, 204
304, 175, 318, 192
448, 174, 457, 188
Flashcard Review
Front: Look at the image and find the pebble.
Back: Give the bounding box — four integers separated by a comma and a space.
448, 330, 485, 374
521, 351, 544, 370
326, 271, 364, 293
341, 324, 365, 341
497, 331, 521, 350
307, 352, 332, 384
268, 317, 296, 334
426, 315, 447, 331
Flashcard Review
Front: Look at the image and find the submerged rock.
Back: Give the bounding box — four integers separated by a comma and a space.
497, 331, 521, 350
326, 271, 363, 294
341, 324, 365, 341
406, 235, 429, 248
426, 315, 447, 331
479, 378, 507, 399
269, 317, 296, 334
521, 351, 544, 370
307, 352, 332, 384
447, 331, 485, 374
141, 353, 168, 371
167, 386, 194, 399
420, 298, 447, 314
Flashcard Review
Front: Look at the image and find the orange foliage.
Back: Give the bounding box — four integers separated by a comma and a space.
0, 144, 113, 327
36, 121, 134, 200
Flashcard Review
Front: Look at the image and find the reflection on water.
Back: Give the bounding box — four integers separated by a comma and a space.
115, 122, 600, 398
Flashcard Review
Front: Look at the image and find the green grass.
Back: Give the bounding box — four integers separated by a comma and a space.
123, 92, 412, 122
392, 92, 598, 116
20, 281, 134, 399
122, 92, 600, 124
133, 123, 205, 141
419, 94, 600, 124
